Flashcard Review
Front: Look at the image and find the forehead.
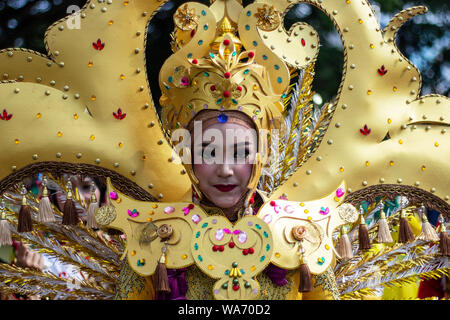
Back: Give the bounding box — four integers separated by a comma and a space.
196, 122, 257, 144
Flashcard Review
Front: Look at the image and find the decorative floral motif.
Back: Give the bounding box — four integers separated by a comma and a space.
360, 124, 371, 135
319, 207, 329, 215
0, 109, 12, 121
377, 65, 388, 76
254, 4, 281, 31
174, 4, 199, 31
127, 209, 139, 218
92, 38, 105, 51
113, 108, 126, 120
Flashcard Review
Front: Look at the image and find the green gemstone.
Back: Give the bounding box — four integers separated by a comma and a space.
232, 262, 238, 268
233, 278, 239, 284
244, 282, 251, 288
222, 283, 228, 289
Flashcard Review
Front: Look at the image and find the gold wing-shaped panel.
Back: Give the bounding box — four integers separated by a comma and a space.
0, 0, 191, 201
258, 181, 358, 274
259, 1, 449, 204
95, 178, 207, 277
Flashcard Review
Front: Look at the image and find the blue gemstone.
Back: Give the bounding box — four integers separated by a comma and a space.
201, 222, 208, 228
231, 99, 238, 105
245, 25, 250, 31
255, 224, 262, 230
252, 41, 258, 46
217, 113, 228, 123
260, 256, 265, 262
198, 40, 203, 45
168, 76, 173, 83
201, 10, 206, 16
203, 72, 210, 77
164, 85, 170, 90
244, 69, 250, 74
263, 231, 268, 238
187, 53, 193, 58
281, 94, 287, 98
262, 55, 268, 60
240, 269, 245, 274
274, 64, 280, 70
194, 243, 199, 250
247, 10, 251, 16
232, 51, 237, 57
266, 244, 270, 251
196, 231, 200, 238
203, 24, 208, 30
216, 98, 223, 105
198, 255, 203, 262
209, 52, 215, 58
225, 269, 230, 275
277, 77, 282, 83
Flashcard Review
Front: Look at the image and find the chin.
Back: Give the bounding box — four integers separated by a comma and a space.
210, 193, 241, 209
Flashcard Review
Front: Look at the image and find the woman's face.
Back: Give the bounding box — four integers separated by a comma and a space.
192, 121, 257, 209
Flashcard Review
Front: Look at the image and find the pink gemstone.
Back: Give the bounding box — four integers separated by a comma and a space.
232, 230, 241, 235
274, 205, 281, 214
164, 206, 175, 214
238, 231, 247, 244
284, 205, 295, 214
191, 214, 201, 224
223, 228, 231, 234
109, 191, 118, 200
301, 38, 306, 46
215, 229, 225, 241
127, 209, 139, 218
263, 214, 272, 224
336, 188, 345, 198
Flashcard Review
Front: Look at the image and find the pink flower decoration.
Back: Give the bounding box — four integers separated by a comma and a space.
319, 207, 329, 215
127, 209, 139, 218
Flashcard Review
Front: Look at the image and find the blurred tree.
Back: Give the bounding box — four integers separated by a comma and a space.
0, 0, 448, 108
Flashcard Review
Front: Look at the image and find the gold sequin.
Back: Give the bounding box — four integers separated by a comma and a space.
182, 254, 188, 260
275, 252, 280, 258
131, 250, 136, 256
36, 113, 42, 119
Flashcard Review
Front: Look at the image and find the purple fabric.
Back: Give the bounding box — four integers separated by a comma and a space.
263, 263, 289, 286
155, 268, 188, 300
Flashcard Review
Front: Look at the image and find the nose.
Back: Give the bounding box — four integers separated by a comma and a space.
216, 163, 233, 178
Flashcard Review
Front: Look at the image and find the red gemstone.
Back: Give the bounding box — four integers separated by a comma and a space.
192, 59, 198, 65
232, 284, 240, 291
243, 249, 248, 255
219, 245, 224, 252
213, 245, 218, 252
248, 51, 255, 58
270, 201, 276, 206
190, 29, 196, 38
0, 109, 12, 121
210, 85, 216, 91
301, 38, 306, 47
223, 91, 231, 97
113, 108, 126, 120
224, 72, 231, 79
223, 39, 230, 46
188, 204, 194, 209
228, 242, 235, 248
248, 247, 254, 254
237, 86, 242, 91
360, 124, 371, 136
92, 38, 105, 51
377, 65, 387, 76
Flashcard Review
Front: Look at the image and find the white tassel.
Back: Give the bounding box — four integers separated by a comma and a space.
0, 200, 12, 247
377, 210, 393, 243
86, 182, 99, 229
418, 207, 439, 241
336, 226, 353, 260
38, 186, 56, 223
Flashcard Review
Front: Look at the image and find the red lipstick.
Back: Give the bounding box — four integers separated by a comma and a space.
214, 185, 237, 192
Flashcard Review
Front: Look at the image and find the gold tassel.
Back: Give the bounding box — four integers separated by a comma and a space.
438, 219, 449, 256
398, 209, 415, 243
62, 181, 78, 226
336, 225, 353, 260
377, 210, 393, 243
298, 245, 312, 292
418, 206, 439, 241
153, 251, 171, 294
37, 177, 55, 223
86, 182, 99, 229
358, 209, 371, 250
18, 186, 33, 233
0, 199, 12, 247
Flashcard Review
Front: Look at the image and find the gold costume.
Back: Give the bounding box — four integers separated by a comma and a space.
0, 0, 448, 300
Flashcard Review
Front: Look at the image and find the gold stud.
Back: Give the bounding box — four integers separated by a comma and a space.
120, 74, 126, 80
421, 165, 426, 171
398, 139, 403, 144
390, 160, 394, 166
108, 20, 114, 25
73, 114, 78, 120
397, 178, 402, 183
434, 142, 439, 147
36, 113, 42, 119
56, 153, 62, 158
358, 18, 363, 24
367, 90, 372, 95
365, 161, 370, 167
339, 167, 344, 172
57, 131, 63, 137
32, 154, 38, 160
393, 86, 398, 92
14, 139, 20, 145
88, 61, 93, 67
90, 135, 95, 141
379, 178, 385, 183
76, 153, 82, 159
